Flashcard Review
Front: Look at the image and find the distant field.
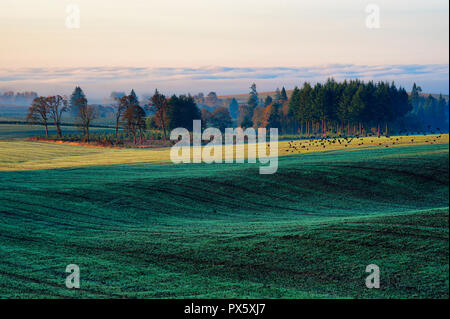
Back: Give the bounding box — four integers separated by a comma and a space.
0, 143, 448, 298
0, 124, 114, 140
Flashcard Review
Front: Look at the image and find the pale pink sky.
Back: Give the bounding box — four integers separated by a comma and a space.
0, 0, 448, 99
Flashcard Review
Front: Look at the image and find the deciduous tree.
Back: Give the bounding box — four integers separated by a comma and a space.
150, 89, 169, 140
46, 95, 68, 137
76, 97, 97, 142
122, 103, 146, 145
26, 97, 49, 137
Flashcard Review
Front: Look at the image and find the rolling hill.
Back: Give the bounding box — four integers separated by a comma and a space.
0, 143, 448, 298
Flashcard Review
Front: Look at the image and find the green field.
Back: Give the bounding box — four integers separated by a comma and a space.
0, 142, 448, 298
0, 124, 114, 140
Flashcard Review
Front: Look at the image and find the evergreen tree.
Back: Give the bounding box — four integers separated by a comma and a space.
437, 94, 447, 123
288, 86, 301, 133
349, 85, 366, 134
69, 86, 86, 115
288, 87, 300, 119
167, 95, 201, 131
410, 83, 422, 112
248, 83, 258, 109
300, 82, 314, 135
228, 98, 239, 118
129, 89, 139, 106
274, 88, 282, 103
280, 87, 288, 101
264, 96, 273, 107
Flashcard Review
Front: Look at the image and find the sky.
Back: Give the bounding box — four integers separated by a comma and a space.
0, 0, 448, 101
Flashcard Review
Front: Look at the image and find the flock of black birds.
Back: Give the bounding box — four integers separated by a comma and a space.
285, 127, 446, 153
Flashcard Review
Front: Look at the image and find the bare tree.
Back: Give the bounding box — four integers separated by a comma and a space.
114, 96, 129, 138
26, 97, 49, 137
76, 97, 97, 142
46, 95, 68, 137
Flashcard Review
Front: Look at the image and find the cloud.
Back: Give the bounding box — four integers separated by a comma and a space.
0, 64, 448, 102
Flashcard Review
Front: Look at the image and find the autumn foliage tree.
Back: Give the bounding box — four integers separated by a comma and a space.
251, 106, 265, 128
150, 89, 169, 140
237, 104, 254, 128
122, 101, 146, 144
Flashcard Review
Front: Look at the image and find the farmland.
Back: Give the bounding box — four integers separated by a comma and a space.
0, 123, 114, 140
0, 139, 448, 298
0, 132, 447, 171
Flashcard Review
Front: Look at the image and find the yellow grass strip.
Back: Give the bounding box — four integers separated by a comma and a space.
0, 134, 448, 171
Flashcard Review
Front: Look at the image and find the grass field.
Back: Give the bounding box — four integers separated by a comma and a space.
0, 133, 447, 171
0, 140, 448, 298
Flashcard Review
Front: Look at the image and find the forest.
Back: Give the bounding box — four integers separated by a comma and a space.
242, 80, 448, 136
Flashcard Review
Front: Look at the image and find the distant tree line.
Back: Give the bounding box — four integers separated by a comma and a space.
238, 85, 289, 130
148, 91, 210, 136
0, 91, 38, 105
193, 92, 224, 109
26, 80, 449, 145
27, 86, 212, 145
405, 83, 449, 132
134, 90, 234, 142
193, 91, 241, 118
